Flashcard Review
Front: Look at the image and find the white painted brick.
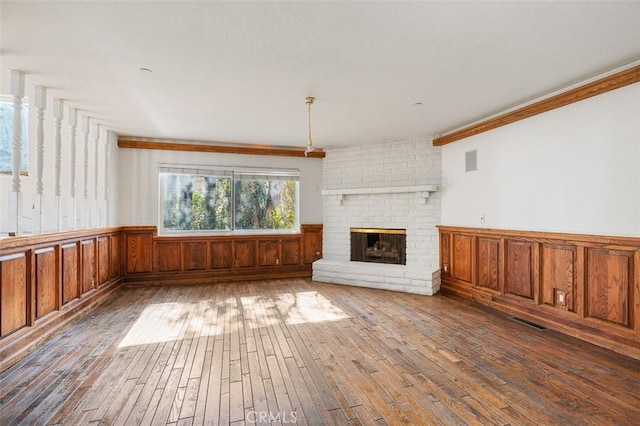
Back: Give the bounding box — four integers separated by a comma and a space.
315, 139, 442, 295
384, 276, 410, 285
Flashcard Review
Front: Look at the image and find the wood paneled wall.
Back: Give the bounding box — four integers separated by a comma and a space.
121, 224, 323, 284
439, 226, 640, 360
0, 228, 123, 372
1, 224, 322, 371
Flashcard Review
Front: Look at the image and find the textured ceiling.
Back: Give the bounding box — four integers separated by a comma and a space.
1, 1, 639, 148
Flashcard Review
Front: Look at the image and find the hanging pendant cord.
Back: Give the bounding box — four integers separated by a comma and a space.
308, 101, 312, 144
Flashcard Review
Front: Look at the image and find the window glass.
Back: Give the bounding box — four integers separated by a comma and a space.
160, 172, 232, 231
159, 167, 298, 233
234, 178, 297, 230
0, 99, 29, 173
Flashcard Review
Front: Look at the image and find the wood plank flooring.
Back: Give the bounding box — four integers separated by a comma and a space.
1, 278, 640, 425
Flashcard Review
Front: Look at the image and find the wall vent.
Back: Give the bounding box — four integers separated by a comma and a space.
510, 317, 547, 330
465, 149, 477, 172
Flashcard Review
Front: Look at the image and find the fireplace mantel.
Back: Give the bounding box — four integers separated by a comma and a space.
321, 185, 438, 204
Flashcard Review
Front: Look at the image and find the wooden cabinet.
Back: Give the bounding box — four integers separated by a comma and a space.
35, 247, 57, 319
125, 232, 152, 274
184, 242, 207, 271
62, 243, 79, 305
234, 241, 257, 268
281, 239, 301, 265
123, 225, 323, 283
210, 241, 232, 269
0, 253, 28, 337
259, 240, 280, 267
157, 242, 181, 272
302, 224, 323, 264
81, 240, 96, 294
258, 238, 301, 267
110, 234, 122, 279
97, 237, 110, 286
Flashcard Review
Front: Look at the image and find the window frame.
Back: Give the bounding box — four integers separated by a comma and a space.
157, 164, 300, 235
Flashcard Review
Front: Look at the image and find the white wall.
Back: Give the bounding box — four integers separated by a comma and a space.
116, 147, 323, 226
441, 83, 640, 237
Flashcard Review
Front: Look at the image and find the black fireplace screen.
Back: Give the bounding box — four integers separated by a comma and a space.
350, 228, 406, 265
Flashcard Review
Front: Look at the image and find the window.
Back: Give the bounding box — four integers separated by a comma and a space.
159, 166, 299, 233
0, 97, 29, 173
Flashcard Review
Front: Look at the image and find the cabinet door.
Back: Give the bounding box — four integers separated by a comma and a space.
259, 240, 280, 267
81, 240, 96, 294
210, 241, 233, 269
156, 242, 181, 272
303, 228, 323, 264
97, 236, 110, 285
282, 239, 301, 265
110, 234, 121, 279
125, 233, 152, 273
184, 242, 207, 271
234, 241, 257, 268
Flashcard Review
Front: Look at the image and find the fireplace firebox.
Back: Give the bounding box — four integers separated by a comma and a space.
350, 228, 406, 265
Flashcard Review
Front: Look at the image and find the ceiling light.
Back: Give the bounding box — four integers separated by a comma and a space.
305, 96, 315, 156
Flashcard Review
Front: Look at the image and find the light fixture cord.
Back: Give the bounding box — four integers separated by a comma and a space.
307, 100, 312, 145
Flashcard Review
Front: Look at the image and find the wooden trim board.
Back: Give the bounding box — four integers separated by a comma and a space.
433, 65, 640, 146
118, 139, 326, 158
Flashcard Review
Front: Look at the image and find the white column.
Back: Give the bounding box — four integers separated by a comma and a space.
8, 70, 25, 236
103, 129, 110, 227
81, 115, 90, 228
91, 121, 99, 227
33, 85, 46, 234
68, 107, 78, 229
94, 123, 100, 200
53, 98, 64, 231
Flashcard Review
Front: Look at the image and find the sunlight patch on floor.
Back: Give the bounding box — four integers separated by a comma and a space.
242, 291, 349, 327
118, 291, 348, 347
118, 301, 217, 347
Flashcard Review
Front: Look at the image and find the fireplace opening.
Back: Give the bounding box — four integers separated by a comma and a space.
350, 228, 406, 265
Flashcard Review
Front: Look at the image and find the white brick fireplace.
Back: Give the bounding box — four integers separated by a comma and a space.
313, 138, 442, 295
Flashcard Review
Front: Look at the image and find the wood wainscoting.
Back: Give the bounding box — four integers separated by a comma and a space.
0, 228, 123, 372
122, 224, 323, 285
439, 226, 640, 360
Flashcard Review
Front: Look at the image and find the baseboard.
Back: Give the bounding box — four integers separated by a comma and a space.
122, 266, 312, 286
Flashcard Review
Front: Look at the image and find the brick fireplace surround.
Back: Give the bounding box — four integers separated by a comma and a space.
312, 138, 442, 295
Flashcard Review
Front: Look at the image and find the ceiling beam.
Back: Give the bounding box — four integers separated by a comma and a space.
118, 139, 326, 158
433, 65, 640, 147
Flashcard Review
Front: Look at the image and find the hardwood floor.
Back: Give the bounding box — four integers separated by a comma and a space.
1, 278, 639, 425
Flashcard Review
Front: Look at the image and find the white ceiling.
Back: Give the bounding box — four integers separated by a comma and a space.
1, 1, 639, 149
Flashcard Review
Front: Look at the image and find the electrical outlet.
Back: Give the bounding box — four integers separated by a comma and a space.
556, 290, 567, 306
480, 213, 485, 224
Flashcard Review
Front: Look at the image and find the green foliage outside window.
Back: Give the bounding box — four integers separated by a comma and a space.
234, 179, 296, 230
163, 175, 231, 231
160, 170, 297, 232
